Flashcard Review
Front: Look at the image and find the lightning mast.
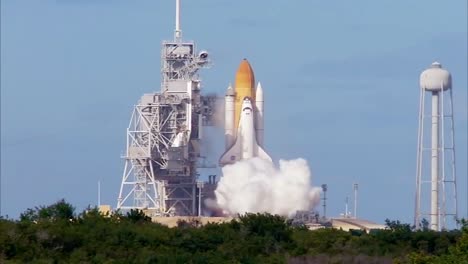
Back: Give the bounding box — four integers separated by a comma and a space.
117, 0, 215, 216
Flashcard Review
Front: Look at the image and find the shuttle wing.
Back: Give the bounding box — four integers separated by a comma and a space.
219, 138, 241, 165
256, 144, 272, 162
219, 140, 272, 165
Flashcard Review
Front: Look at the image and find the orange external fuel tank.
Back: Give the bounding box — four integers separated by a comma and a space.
234, 59, 256, 130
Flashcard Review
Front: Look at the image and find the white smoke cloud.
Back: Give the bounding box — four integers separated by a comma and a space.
214, 157, 321, 217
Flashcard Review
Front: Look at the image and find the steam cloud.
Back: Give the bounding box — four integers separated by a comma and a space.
214, 157, 321, 217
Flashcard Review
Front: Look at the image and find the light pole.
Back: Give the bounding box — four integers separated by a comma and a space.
321, 184, 328, 219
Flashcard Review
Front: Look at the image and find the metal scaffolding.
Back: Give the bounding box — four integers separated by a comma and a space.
117, 0, 215, 216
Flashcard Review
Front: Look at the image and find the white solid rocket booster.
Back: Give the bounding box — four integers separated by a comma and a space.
225, 85, 235, 149
255, 82, 264, 147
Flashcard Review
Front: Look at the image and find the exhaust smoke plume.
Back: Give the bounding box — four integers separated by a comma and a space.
215, 157, 321, 217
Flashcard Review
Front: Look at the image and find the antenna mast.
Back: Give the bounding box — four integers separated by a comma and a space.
98, 181, 101, 206
345, 196, 349, 218
353, 183, 358, 218
175, 0, 182, 41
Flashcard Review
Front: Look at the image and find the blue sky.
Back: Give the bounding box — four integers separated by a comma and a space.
1, 0, 467, 225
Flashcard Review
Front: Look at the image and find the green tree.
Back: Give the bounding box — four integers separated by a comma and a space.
430, 219, 468, 264
19, 199, 75, 222
125, 209, 151, 223
2, 201, 466, 263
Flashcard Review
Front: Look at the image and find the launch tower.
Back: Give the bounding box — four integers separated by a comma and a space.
117, 0, 216, 216
414, 62, 458, 231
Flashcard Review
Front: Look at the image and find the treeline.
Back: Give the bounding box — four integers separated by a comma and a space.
0, 199, 467, 263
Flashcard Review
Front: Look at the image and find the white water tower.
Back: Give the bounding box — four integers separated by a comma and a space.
414, 62, 458, 231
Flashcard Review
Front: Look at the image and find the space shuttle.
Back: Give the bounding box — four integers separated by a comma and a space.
219, 59, 272, 166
